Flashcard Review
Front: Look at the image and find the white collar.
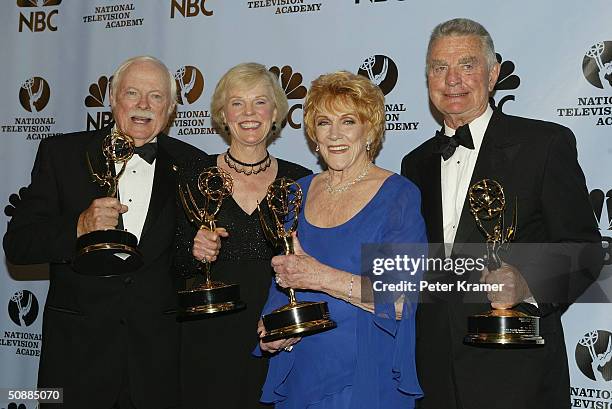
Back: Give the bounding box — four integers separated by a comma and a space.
443, 106, 493, 151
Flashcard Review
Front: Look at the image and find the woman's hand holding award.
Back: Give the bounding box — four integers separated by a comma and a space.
258, 178, 336, 342
178, 166, 245, 316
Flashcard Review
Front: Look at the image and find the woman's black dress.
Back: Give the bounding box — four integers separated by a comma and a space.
175, 154, 311, 409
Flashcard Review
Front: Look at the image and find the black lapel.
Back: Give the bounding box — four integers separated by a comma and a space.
139, 137, 176, 241
453, 111, 521, 248
420, 141, 444, 245
84, 126, 113, 198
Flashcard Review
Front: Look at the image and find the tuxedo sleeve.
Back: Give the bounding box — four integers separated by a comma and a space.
3, 138, 80, 264
526, 126, 602, 310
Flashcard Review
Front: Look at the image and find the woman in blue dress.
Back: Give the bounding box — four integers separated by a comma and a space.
256, 71, 427, 409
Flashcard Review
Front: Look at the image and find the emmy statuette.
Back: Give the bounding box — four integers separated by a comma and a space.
258, 178, 337, 342
464, 179, 544, 346
177, 166, 244, 316
73, 128, 143, 276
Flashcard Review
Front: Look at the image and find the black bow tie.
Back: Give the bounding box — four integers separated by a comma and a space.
433, 124, 474, 161
134, 143, 157, 164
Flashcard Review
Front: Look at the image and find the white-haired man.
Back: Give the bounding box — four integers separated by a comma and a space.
4, 55, 206, 409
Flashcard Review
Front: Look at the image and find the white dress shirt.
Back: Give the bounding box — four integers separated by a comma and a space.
115, 139, 156, 242
440, 108, 537, 306
441, 106, 493, 252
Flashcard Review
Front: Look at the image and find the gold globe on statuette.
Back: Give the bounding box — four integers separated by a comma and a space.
73, 128, 143, 276
177, 166, 245, 316
257, 178, 337, 342
464, 179, 544, 346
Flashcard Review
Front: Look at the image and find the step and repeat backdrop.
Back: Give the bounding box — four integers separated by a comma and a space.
1, 1, 611, 407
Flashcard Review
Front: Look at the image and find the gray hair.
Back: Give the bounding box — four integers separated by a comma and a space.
110, 55, 177, 113
426, 18, 497, 71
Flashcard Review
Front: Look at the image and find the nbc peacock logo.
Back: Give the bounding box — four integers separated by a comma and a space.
489, 52, 520, 112
84, 75, 114, 130
85, 75, 112, 108
269, 65, 307, 129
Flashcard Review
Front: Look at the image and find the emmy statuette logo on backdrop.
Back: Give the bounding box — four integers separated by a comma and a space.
174, 66, 205, 105
19, 77, 50, 113
357, 54, 398, 96
576, 330, 612, 383
583, 41, 612, 90
8, 290, 39, 327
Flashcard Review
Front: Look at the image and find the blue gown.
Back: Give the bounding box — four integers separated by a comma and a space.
256, 173, 427, 409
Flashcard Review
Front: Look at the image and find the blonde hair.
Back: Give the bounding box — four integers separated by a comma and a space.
210, 62, 288, 134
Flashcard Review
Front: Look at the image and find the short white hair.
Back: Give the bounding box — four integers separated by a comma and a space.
111, 55, 177, 113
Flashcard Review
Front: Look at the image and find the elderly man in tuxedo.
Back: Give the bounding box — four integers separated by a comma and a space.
401, 18, 601, 409
3, 55, 206, 409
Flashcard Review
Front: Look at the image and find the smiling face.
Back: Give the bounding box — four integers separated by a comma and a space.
314, 107, 370, 173
427, 35, 499, 128
110, 60, 173, 146
223, 81, 277, 149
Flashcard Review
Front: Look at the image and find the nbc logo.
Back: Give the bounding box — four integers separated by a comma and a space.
85, 75, 114, 130
269, 65, 307, 129
17, 0, 62, 33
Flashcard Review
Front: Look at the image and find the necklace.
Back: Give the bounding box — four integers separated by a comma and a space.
325, 162, 373, 194
224, 149, 271, 175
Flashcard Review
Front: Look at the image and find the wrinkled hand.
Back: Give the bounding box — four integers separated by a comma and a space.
480, 261, 532, 309
271, 232, 323, 291
192, 227, 227, 262
258, 319, 301, 353
77, 197, 127, 237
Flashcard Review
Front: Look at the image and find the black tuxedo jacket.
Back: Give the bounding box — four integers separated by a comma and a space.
401, 110, 601, 409
3, 127, 206, 409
